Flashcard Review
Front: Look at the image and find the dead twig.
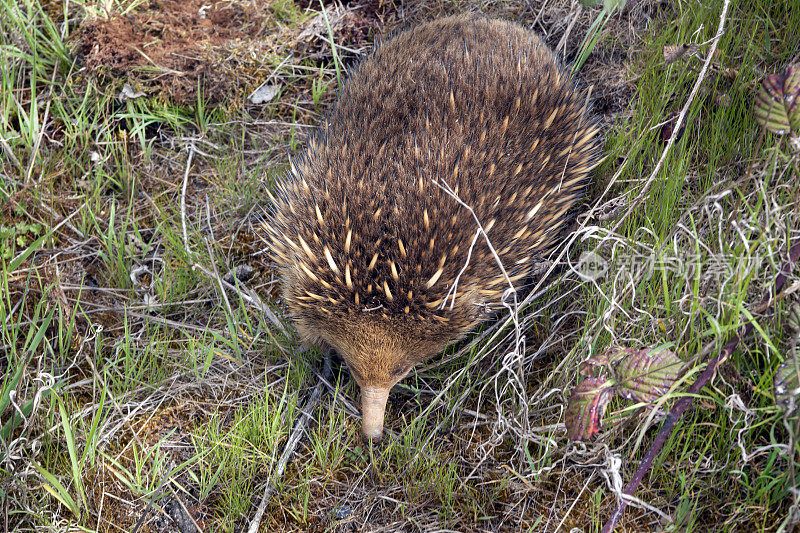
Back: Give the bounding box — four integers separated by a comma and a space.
132, 461, 178, 533
0, 135, 23, 173
180, 144, 196, 256
192, 262, 292, 342
247, 356, 332, 533
172, 492, 204, 533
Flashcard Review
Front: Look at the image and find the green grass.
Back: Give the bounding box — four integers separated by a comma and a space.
2, 0, 799, 531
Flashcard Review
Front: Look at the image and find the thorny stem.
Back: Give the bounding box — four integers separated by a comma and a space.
602, 239, 800, 532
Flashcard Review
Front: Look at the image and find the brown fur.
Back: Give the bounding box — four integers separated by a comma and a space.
263, 15, 601, 411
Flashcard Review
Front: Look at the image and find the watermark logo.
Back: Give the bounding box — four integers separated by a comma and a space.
576, 251, 609, 281
574, 249, 761, 284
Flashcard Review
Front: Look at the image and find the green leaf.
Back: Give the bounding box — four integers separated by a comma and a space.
754, 64, 800, 135
580, 0, 625, 8
614, 346, 684, 404
33, 462, 80, 518
7, 230, 49, 271
775, 352, 800, 416
784, 66, 800, 132
0, 362, 25, 416
565, 378, 616, 441
58, 397, 85, 511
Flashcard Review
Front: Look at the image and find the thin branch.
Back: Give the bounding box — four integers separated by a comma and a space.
191, 263, 292, 342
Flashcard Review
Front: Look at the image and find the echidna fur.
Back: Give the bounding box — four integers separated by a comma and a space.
261, 14, 602, 439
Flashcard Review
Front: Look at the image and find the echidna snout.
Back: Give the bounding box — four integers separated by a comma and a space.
263, 15, 602, 440
315, 314, 457, 441
360, 387, 390, 441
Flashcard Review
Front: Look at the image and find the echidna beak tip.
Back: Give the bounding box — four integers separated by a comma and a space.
362, 430, 383, 444
361, 386, 390, 443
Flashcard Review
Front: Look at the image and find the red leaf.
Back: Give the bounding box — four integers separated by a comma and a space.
659, 110, 686, 144
565, 378, 616, 441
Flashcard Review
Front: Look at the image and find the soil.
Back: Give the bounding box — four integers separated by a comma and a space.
75, 0, 390, 104
76, 0, 265, 102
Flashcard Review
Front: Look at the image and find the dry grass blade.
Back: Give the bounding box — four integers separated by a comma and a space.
181, 144, 196, 257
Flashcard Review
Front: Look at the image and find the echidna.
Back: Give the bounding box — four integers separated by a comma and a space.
263, 14, 601, 440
